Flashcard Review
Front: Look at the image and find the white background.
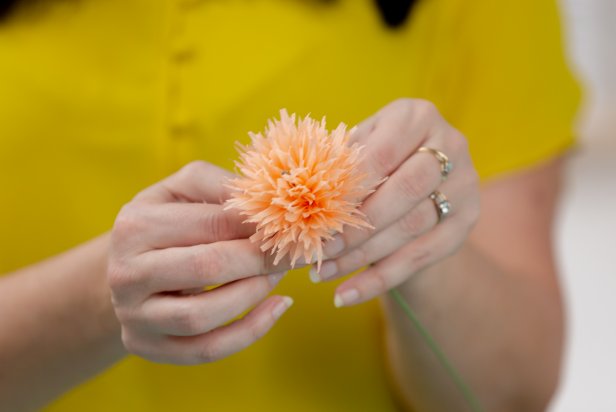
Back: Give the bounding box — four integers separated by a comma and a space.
550, 1, 616, 410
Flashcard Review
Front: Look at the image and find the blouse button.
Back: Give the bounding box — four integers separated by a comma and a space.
169, 121, 198, 139
171, 47, 196, 64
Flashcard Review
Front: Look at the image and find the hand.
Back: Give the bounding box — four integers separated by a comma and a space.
310, 99, 480, 306
108, 161, 293, 365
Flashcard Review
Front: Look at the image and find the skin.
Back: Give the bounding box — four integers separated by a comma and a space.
310, 99, 564, 411
0, 234, 121, 411
0, 99, 564, 411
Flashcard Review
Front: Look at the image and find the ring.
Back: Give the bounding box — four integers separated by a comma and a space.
418, 147, 453, 180
429, 190, 451, 223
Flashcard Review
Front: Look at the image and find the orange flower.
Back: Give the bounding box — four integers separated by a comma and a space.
225, 109, 374, 271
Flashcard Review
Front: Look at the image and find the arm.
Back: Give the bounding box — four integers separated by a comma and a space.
0, 234, 124, 411
384, 158, 564, 411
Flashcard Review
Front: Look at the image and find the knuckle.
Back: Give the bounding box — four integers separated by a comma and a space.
202, 211, 232, 241
106, 260, 137, 293
170, 301, 202, 335
398, 209, 427, 236
192, 245, 225, 280
121, 328, 173, 364
196, 342, 218, 363
175, 161, 210, 190
448, 128, 469, 153
113, 304, 139, 326
369, 145, 397, 176
182, 160, 209, 177
412, 99, 438, 117
106, 261, 125, 288
394, 167, 431, 200
388, 99, 441, 130
112, 204, 143, 239
392, 97, 414, 112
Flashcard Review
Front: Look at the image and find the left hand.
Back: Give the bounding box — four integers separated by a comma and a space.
309, 98, 480, 306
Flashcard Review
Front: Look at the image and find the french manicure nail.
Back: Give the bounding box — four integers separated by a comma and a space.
334, 288, 360, 308
309, 266, 321, 283
268, 271, 287, 286
273, 296, 294, 320
323, 235, 345, 259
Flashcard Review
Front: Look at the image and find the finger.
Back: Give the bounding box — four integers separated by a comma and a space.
123, 295, 294, 365
350, 99, 443, 186
312, 197, 439, 282
135, 271, 286, 336
314, 174, 476, 282
116, 203, 255, 251
115, 239, 297, 297
323, 147, 444, 259
134, 161, 236, 204
323, 129, 466, 261
332, 215, 471, 307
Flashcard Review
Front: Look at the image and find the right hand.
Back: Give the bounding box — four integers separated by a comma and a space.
108, 161, 293, 365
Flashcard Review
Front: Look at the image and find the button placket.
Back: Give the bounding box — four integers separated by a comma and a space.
167, 0, 199, 144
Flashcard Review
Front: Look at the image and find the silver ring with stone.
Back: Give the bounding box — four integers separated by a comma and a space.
429, 190, 451, 223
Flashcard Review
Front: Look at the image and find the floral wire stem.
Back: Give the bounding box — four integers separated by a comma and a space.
389, 288, 484, 412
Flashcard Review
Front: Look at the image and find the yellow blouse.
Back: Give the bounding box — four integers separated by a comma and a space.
0, 0, 579, 411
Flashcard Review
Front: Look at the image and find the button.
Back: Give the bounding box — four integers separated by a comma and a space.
169, 120, 200, 139
170, 123, 193, 138
171, 48, 196, 64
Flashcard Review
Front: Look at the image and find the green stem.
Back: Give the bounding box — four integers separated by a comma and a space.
389, 288, 484, 412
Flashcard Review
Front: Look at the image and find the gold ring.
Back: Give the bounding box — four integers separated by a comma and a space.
429, 190, 451, 223
418, 147, 453, 180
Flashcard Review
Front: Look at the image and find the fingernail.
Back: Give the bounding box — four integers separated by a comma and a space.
323, 235, 345, 259
318, 261, 338, 281
334, 288, 360, 308
268, 271, 287, 286
273, 296, 294, 320
309, 266, 321, 283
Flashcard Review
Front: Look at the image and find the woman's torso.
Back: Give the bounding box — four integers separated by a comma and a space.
0, 0, 579, 410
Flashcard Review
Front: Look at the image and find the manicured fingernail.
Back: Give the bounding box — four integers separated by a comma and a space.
309, 266, 321, 283
334, 288, 360, 308
273, 296, 294, 319
323, 235, 345, 258
268, 271, 287, 286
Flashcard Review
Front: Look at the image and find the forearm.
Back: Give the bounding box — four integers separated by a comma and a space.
382, 241, 563, 412
0, 233, 125, 411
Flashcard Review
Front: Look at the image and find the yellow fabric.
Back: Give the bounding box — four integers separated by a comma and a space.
0, 0, 579, 411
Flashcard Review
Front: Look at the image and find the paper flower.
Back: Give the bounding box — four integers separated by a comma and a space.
225, 109, 374, 270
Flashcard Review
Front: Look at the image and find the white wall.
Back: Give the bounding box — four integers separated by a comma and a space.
560, 0, 616, 142
550, 1, 616, 410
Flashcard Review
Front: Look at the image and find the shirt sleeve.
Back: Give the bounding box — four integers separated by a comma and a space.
416, 0, 582, 180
